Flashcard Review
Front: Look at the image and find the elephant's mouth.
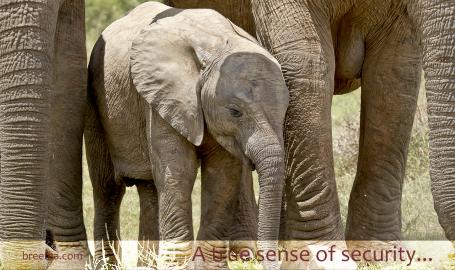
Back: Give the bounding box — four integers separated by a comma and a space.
248, 159, 256, 171
241, 153, 256, 171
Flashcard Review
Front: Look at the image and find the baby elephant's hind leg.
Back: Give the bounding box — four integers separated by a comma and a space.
92, 178, 125, 267
85, 94, 125, 267
136, 181, 159, 267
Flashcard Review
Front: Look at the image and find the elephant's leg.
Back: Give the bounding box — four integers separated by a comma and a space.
228, 165, 258, 257
251, 2, 359, 269
251, 0, 343, 242
408, 0, 455, 243
346, 14, 421, 243
147, 109, 197, 270
85, 71, 124, 266
90, 178, 124, 269
92, 177, 125, 266
87, 145, 124, 266
47, 0, 89, 268
136, 181, 159, 267
0, 1, 61, 269
195, 134, 243, 270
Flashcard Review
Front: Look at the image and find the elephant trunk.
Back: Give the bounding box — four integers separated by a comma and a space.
411, 1, 455, 240
246, 132, 284, 269
0, 1, 60, 268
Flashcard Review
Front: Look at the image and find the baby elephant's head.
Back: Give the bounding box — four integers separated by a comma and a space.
130, 14, 288, 249
200, 51, 288, 171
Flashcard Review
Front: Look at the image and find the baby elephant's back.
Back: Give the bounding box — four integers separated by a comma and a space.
93, 1, 171, 97
88, 2, 173, 180
90, 1, 172, 121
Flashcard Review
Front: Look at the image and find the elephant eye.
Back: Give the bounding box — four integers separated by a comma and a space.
228, 107, 243, 118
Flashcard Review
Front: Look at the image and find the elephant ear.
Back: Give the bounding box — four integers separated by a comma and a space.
130, 25, 206, 146
228, 20, 258, 44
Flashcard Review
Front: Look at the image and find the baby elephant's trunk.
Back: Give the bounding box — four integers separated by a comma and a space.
246, 132, 285, 270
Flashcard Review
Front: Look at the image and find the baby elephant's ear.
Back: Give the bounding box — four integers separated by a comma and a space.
130, 25, 204, 146
227, 20, 258, 44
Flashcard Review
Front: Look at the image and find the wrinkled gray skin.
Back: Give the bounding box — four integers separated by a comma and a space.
0, 0, 88, 269
170, 0, 455, 249
86, 2, 289, 269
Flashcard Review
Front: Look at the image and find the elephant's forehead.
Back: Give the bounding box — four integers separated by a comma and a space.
219, 53, 285, 90
215, 53, 288, 103
220, 53, 282, 78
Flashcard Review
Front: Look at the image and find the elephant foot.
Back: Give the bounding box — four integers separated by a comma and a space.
137, 240, 159, 268
47, 240, 91, 270
280, 241, 357, 270
229, 240, 255, 261
347, 239, 400, 247
157, 240, 194, 270
346, 240, 418, 268
192, 240, 229, 270
0, 240, 50, 269
346, 239, 403, 258
92, 239, 123, 268
448, 242, 455, 269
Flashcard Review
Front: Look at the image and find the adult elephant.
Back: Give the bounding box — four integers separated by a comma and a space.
0, 0, 88, 269
169, 0, 455, 253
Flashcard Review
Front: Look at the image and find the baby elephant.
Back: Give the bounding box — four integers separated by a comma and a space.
86, 2, 288, 269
